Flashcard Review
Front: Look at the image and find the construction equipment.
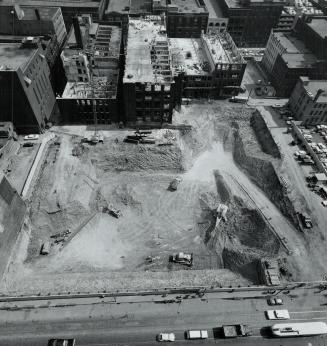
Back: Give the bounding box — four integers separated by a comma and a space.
40, 241, 51, 255
168, 177, 182, 191
50, 230, 71, 239
170, 252, 193, 267
222, 324, 250, 338
102, 205, 122, 218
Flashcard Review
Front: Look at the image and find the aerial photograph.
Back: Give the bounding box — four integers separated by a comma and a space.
0, 0, 326, 345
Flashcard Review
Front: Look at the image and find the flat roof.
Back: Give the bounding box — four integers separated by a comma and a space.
307, 18, 327, 39
0, 43, 35, 71
203, 0, 225, 18
281, 52, 317, 68
168, 0, 208, 13
124, 18, 172, 84
170, 38, 211, 75
302, 78, 327, 103
106, 0, 152, 14
19, 6, 59, 20
224, 0, 285, 9
0, 0, 100, 8
273, 32, 312, 54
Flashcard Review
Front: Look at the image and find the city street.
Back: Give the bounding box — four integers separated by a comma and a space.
0, 286, 326, 345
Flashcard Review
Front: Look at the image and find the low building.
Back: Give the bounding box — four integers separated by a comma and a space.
123, 17, 177, 124
166, 0, 209, 38
203, 0, 229, 34
0, 4, 66, 48
0, 40, 56, 133
58, 15, 122, 124
289, 76, 327, 125
170, 31, 246, 98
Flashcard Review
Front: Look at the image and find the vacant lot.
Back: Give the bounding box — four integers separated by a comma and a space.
2, 101, 325, 294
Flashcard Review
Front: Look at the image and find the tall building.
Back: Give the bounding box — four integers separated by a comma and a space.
289, 76, 327, 125
0, 5, 66, 47
170, 32, 246, 98
221, 0, 285, 47
58, 15, 122, 124
123, 17, 177, 124
166, 0, 209, 38
203, 0, 229, 34
262, 17, 327, 96
0, 40, 56, 133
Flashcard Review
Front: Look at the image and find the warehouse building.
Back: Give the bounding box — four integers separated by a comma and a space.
58, 15, 122, 124
289, 76, 327, 125
0, 39, 56, 133
123, 17, 177, 124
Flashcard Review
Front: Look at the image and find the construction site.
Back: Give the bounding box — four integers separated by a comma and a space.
1, 99, 327, 295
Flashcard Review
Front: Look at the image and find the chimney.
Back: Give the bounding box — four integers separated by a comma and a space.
314, 89, 324, 102
72, 16, 83, 49
35, 9, 40, 20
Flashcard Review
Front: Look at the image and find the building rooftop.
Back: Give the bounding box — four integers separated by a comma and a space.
18, 6, 60, 21
170, 38, 212, 75
203, 0, 224, 18
167, 0, 208, 14
0, 0, 100, 8
281, 52, 317, 68
224, 0, 285, 9
0, 43, 36, 71
124, 18, 173, 84
106, 0, 152, 15
307, 18, 327, 39
301, 77, 327, 103
273, 32, 312, 53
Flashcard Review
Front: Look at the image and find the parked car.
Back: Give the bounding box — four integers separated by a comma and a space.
157, 333, 175, 342
22, 142, 34, 147
267, 298, 283, 306
24, 134, 39, 141
48, 339, 75, 346
322, 200, 327, 207
265, 310, 290, 320
170, 252, 193, 267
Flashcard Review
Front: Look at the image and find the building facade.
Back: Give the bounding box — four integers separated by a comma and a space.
124, 18, 177, 124
203, 0, 229, 34
289, 76, 327, 125
221, 0, 285, 47
0, 40, 56, 133
58, 15, 122, 124
166, 0, 209, 38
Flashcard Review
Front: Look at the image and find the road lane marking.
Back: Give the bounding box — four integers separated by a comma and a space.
291, 310, 327, 314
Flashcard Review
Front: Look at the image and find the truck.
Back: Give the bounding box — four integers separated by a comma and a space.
222, 324, 250, 338
170, 252, 193, 267
168, 177, 182, 191
185, 330, 208, 339
271, 322, 327, 337
299, 213, 313, 229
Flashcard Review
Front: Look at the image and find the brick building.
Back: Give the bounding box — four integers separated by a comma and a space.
58, 15, 122, 124
289, 76, 327, 125
123, 18, 177, 124
221, 0, 285, 47
0, 40, 56, 133
166, 0, 209, 38
170, 31, 245, 98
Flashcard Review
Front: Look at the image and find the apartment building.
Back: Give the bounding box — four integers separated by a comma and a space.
58, 15, 122, 124
289, 77, 327, 125
0, 39, 56, 132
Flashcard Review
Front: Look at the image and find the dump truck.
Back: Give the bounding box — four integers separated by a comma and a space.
222, 324, 250, 338
170, 252, 193, 267
40, 241, 51, 255
299, 213, 312, 229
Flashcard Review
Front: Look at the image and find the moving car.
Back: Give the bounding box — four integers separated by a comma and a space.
24, 134, 39, 141
267, 298, 283, 306
185, 330, 208, 339
266, 310, 290, 320
157, 333, 175, 342
48, 339, 75, 346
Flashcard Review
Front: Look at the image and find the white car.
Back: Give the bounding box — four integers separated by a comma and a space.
322, 200, 327, 207
266, 310, 290, 320
157, 333, 175, 342
185, 330, 208, 339
24, 134, 39, 141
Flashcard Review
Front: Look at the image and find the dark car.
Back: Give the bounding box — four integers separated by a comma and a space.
22, 142, 34, 147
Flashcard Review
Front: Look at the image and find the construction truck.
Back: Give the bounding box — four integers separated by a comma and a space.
222, 324, 250, 338
170, 252, 193, 267
168, 177, 182, 191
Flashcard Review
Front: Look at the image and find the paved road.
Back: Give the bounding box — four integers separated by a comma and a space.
0, 288, 326, 345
